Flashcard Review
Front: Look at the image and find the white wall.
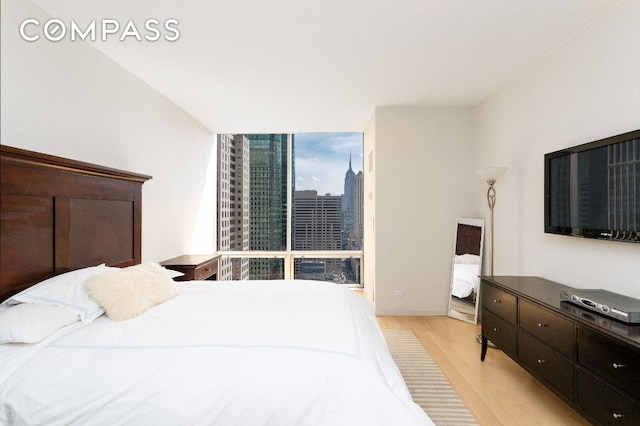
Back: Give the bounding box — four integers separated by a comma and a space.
363, 113, 376, 305
1, 0, 216, 263
475, 0, 640, 298
371, 106, 477, 315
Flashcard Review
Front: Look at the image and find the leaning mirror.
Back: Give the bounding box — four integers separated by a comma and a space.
447, 218, 485, 324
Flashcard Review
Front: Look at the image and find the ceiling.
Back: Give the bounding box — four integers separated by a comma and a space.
30, 0, 622, 133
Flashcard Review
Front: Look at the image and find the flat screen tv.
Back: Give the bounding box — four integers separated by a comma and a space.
544, 129, 640, 243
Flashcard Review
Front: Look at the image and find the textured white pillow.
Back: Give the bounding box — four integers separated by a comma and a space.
1, 264, 112, 323
84, 263, 178, 321
0, 303, 80, 344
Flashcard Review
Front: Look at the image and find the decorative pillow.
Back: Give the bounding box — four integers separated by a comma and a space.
0, 264, 112, 323
0, 303, 80, 344
83, 263, 178, 321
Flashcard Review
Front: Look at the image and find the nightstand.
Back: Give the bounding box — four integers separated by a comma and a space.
160, 254, 220, 281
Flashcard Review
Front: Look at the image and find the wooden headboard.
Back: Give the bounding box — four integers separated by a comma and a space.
455, 223, 482, 256
0, 145, 151, 302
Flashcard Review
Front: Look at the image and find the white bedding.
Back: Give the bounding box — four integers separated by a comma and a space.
451, 263, 480, 299
0, 280, 432, 426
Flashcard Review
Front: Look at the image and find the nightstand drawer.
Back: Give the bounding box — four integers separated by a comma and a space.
482, 282, 517, 325
520, 299, 575, 357
194, 258, 218, 280
161, 255, 220, 282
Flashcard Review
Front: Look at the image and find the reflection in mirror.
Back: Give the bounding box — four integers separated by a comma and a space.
448, 218, 484, 324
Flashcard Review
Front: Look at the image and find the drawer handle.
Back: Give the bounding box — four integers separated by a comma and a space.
537, 323, 548, 327
493, 299, 502, 303
537, 359, 548, 364
612, 363, 626, 369
613, 413, 625, 419
492, 327, 501, 332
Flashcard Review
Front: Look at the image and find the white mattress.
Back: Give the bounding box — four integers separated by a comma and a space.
0, 280, 432, 425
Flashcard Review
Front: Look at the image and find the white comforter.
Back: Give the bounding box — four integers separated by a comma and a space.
450, 264, 480, 299
0, 280, 432, 426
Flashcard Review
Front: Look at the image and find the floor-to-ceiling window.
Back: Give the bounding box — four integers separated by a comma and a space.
216, 133, 364, 286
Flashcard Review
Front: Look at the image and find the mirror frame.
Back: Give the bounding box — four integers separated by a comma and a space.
447, 218, 485, 324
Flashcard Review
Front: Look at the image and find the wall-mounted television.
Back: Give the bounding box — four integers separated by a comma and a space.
544, 129, 640, 243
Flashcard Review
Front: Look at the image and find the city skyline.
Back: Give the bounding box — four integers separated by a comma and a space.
217, 132, 364, 283
294, 132, 364, 196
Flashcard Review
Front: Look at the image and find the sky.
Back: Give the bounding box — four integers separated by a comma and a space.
293, 132, 364, 196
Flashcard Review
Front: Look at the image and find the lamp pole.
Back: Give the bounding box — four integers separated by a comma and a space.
486, 179, 497, 278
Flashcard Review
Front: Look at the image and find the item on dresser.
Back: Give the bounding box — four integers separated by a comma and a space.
160, 254, 220, 281
480, 276, 640, 425
560, 288, 640, 324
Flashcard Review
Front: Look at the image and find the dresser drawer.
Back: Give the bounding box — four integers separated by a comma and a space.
519, 331, 574, 400
577, 326, 640, 401
520, 299, 575, 358
482, 308, 517, 358
577, 369, 640, 426
578, 326, 640, 399
482, 282, 517, 324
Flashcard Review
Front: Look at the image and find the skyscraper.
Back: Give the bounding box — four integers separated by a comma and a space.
246, 134, 289, 279
342, 154, 356, 249
342, 154, 364, 249
353, 169, 364, 248
216, 134, 250, 280
293, 190, 342, 279
342, 156, 364, 283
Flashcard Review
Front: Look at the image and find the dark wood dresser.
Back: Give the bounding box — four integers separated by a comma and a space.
480, 276, 640, 425
160, 254, 220, 281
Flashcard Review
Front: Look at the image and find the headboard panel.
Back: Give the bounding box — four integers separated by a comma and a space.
1, 145, 151, 302
455, 223, 482, 256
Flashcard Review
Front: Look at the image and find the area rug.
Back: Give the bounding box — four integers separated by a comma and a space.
383, 330, 478, 426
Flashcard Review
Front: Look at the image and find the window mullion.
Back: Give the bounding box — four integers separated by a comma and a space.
285, 133, 293, 279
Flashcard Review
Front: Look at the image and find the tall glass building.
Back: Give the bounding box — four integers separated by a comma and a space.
246, 134, 290, 279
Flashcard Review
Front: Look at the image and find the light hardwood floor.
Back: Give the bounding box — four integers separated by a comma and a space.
377, 316, 590, 426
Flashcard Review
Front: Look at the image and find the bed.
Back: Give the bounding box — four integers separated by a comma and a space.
0, 145, 432, 425
450, 254, 481, 299
450, 222, 483, 301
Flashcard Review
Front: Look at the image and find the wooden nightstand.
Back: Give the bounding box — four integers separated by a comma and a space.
160, 254, 220, 281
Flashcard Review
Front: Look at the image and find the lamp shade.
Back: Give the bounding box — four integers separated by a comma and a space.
476, 167, 508, 181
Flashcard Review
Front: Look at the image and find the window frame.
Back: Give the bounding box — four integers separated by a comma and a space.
217, 134, 363, 286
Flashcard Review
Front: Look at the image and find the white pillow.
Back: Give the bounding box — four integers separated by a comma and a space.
0, 264, 112, 323
454, 254, 481, 265
0, 303, 80, 344
165, 268, 185, 279
84, 262, 178, 321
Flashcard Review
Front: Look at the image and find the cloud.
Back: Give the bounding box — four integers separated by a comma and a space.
293, 132, 363, 195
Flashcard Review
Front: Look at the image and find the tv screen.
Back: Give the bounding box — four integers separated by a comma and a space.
544, 129, 640, 243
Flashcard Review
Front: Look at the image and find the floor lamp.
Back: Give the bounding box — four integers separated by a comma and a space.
476, 167, 508, 278
475, 167, 508, 347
